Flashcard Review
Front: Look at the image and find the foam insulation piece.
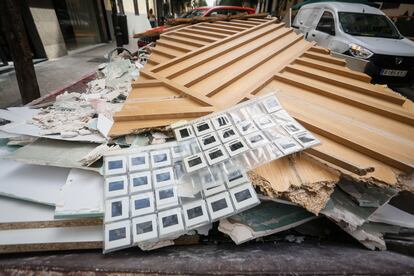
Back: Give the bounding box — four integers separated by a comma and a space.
0, 159, 69, 206
218, 200, 315, 244
0, 130, 21, 139
55, 169, 104, 218
369, 203, 414, 229
3, 138, 101, 172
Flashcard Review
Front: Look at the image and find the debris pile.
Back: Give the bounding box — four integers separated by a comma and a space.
0, 17, 413, 254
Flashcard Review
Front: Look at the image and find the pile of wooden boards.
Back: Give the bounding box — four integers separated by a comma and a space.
111, 17, 414, 214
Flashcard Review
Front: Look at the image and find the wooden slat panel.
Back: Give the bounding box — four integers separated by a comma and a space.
181, 28, 228, 39
191, 25, 237, 35
274, 72, 414, 125
112, 18, 414, 188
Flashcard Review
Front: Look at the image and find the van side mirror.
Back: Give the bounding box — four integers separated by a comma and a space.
317, 25, 335, 36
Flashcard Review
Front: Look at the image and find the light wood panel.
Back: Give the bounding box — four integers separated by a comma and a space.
111, 17, 414, 190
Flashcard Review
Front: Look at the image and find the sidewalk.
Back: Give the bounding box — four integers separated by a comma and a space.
0, 42, 136, 109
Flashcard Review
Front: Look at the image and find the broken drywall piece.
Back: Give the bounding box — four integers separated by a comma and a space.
345, 224, 386, 251
338, 180, 399, 207
218, 200, 315, 245
369, 203, 414, 229
55, 169, 104, 219
321, 187, 380, 228
0, 159, 69, 206
0, 107, 39, 123
321, 183, 399, 250
78, 143, 120, 167
3, 138, 101, 172
97, 114, 113, 138
0, 121, 106, 143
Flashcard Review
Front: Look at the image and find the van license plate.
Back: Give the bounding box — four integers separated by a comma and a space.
380, 69, 407, 77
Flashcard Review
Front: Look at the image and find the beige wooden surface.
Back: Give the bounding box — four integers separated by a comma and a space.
111, 18, 414, 212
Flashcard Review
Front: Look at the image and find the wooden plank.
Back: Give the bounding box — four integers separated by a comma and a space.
285, 63, 405, 105
294, 57, 371, 82
302, 51, 346, 66
131, 80, 163, 88
156, 39, 194, 52
181, 27, 293, 87
216, 20, 256, 28
164, 23, 285, 79
232, 19, 261, 25
274, 71, 414, 125
140, 70, 218, 107
160, 34, 207, 47
202, 33, 304, 98
151, 47, 178, 59
173, 31, 218, 43
191, 25, 237, 35
206, 22, 246, 32
278, 97, 414, 172
181, 28, 228, 39
306, 147, 374, 176
151, 19, 278, 73
114, 105, 216, 121
148, 53, 170, 64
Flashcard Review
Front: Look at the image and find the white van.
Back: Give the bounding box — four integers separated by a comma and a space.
292, 2, 414, 86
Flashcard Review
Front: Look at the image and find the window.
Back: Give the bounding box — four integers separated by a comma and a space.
338, 12, 401, 39
208, 9, 247, 17
316, 11, 335, 35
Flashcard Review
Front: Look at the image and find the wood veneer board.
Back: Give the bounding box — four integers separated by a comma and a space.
305, 136, 404, 186
264, 91, 414, 172
147, 18, 271, 66
111, 19, 414, 189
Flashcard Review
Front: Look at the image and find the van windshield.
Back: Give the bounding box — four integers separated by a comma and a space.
338, 12, 401, 39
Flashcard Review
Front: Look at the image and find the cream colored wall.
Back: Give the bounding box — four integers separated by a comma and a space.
29, 0, 68, 58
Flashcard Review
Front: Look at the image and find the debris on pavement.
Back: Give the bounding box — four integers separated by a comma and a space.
0, 17, 413, 254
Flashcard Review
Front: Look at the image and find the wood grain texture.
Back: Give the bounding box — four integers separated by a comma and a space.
111, 17, 414, 190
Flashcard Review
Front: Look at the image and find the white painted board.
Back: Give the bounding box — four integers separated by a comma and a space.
55, 169, 104, 218
0, 159, 69, 206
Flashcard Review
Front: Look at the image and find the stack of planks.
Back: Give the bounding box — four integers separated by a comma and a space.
111, 17, 414, 213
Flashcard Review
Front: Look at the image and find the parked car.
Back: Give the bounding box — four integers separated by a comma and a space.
180, 6, 256, 18
137, 6, 256, 47
292, 1, 414, 86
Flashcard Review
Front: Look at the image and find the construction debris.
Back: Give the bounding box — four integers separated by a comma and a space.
0, 17, 413, 256
218, 200, 315, 244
